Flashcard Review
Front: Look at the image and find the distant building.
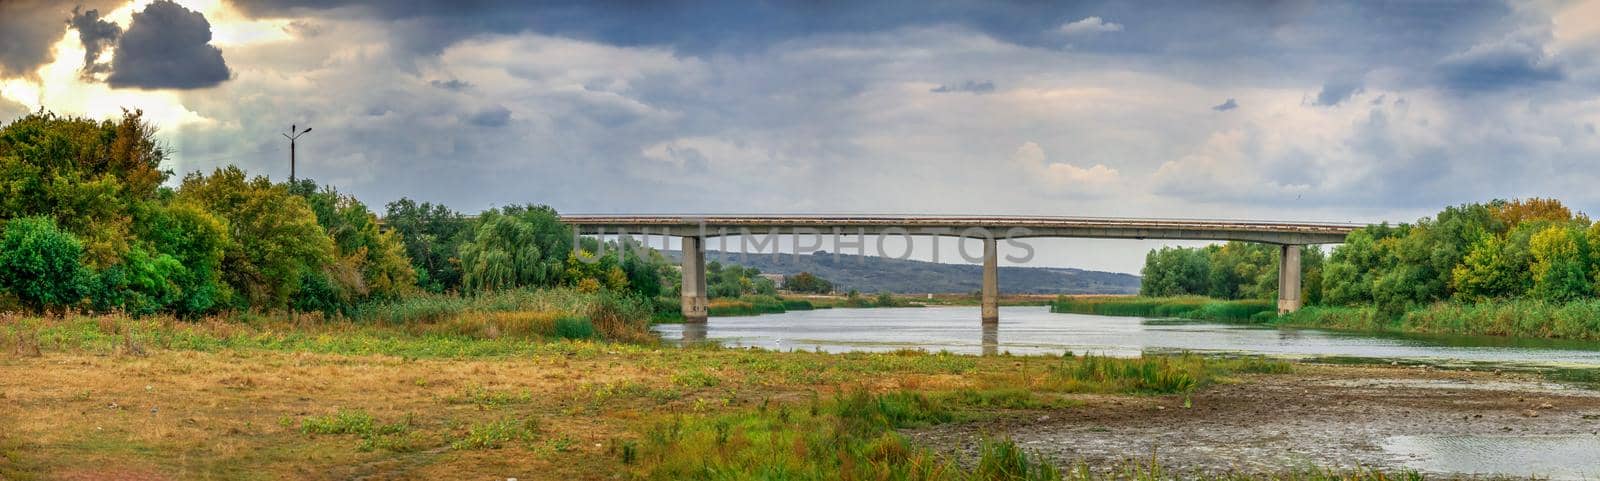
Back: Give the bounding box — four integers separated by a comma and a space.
759, 273, 786, 285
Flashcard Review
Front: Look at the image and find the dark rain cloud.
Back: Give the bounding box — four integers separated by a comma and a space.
930, 80, 995, 94
1211, 98, 1238, 111
0, 0, 118, 78
108, 0, 232, 90
224, 0, 1520, 85
466, 106, 511, 127
69, 7, 122, 76
429, 79, 473, 91
1435, 35, 1564, 92
1313, 78, 1363, 106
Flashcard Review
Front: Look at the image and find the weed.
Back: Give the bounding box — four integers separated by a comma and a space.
452, 418, 540, 450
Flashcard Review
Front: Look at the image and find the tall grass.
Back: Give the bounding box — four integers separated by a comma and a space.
1051, 296, 1276, 322
634, 390, 1056, 480
1046, 353, 1289, 394
0, 288, 660, 357
635, 392, 1405, 481
706, 295, 791, 317
1280, 299, 1600, 341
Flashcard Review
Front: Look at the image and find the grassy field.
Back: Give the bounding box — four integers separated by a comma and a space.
0, 297, 1319, 480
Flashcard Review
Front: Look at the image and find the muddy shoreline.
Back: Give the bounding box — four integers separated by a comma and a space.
910, 364, 1600, 478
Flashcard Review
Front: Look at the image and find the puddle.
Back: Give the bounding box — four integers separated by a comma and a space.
1384, 435, 1600, 480
1317, 378, 1600, 396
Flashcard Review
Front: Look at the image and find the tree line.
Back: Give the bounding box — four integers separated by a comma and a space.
0, 111, 674, 315
1139, 198, 1600, 316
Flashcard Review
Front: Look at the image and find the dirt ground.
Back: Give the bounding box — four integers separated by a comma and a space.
910, 364, 1600, 477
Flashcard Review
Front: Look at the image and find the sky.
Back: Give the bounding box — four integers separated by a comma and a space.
2, 0, 1599, 273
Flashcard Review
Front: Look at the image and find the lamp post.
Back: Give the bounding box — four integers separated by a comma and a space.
282, 124, 312, 182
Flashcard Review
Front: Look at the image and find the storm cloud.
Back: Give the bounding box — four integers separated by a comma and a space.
69, 7, 122, 77
107, 0, 231, 89
930, 80, 995, 94
5, 0, 1600, 273
0, 0, 118, 77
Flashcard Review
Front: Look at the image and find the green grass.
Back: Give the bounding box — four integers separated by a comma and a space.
630, 372, 1406, 481
1050, 296, 1277, 322
446, 386, 534, 407
451, 418, 541, 450
1279, 300, 1600, 341
1047, 353, 1287, 394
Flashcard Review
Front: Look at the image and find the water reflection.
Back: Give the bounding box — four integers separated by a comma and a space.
982, 322, 998, 356
651, 306, 1600, 367
681, 322, 707, 343
1384, 435, 1600, 480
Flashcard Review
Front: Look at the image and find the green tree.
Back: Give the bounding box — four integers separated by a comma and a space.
1450, 234, 1519, 301
0, 110, 167, 266
384, 198, 468, 293
783, 271, 834, 294
459, 204, 571, 292
0, 216, 93, 311
177, 167, 334, 309
1138, 246, 1211, 297
1529, 224, 1591, 302
292, 180, 416, 302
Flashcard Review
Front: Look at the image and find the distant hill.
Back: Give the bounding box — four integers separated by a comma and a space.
664, 250, 1140, 295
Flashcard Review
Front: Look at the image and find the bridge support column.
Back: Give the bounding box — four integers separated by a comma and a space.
1277, 244, 1302, 314
681, 236, 708, 323
982, 236, 999, 324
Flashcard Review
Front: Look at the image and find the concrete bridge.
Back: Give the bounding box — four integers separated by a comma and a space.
561, 215, 1359, 323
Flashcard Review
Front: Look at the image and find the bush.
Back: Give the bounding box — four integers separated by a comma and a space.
0, 217, 93, 311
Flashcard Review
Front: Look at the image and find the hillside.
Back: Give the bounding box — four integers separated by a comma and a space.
665, 250, 1140, 294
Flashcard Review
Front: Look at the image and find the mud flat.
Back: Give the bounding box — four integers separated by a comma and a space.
910, 364, 1600, 479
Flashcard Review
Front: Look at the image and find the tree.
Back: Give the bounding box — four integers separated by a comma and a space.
177, 166, 334, 309
0, 217, 93, 311
1451, 234, 1518, 301
1489, 198, 1580, 231
384, 198, 469, 293
459, 204, 571, 292
293, 181, 416, 302
1139, 247, 1211, 297
0, 110, 167, 266
1529, 224, 1591, 302
783, 271, 834, 294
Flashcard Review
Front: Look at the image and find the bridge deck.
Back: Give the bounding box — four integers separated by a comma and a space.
559, 214, 1359, 244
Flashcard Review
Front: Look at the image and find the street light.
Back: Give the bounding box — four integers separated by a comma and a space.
282, 124, 312, 182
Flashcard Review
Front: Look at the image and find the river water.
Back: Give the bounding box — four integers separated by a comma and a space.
654, 306, 1600, 478
653, 305, 1600, 368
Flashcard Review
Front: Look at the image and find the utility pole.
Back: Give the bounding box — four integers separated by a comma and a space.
282, 124, 312, 182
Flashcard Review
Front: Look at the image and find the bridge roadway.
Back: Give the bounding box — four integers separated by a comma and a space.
559, 215, 1362, 323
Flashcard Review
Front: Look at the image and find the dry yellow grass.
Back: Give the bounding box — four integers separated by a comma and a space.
0, 336, 1000, 480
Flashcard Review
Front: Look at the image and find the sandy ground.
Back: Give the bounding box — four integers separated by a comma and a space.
910, 365, 1600, 477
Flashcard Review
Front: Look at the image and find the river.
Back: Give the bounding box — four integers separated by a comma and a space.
656, 306, 1600, 478
653, 305, 1600, 368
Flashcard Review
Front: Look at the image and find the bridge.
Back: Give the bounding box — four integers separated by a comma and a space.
560, 215, 1360, 323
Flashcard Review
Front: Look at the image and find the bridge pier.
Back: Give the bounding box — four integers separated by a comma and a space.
1277, 244, 1302, 314
982, 236, 999, 324
681, 236, 709, 323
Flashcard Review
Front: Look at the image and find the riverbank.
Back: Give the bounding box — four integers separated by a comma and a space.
1280, 301, 1600, 341
1050, 295, 1600, 343
12, 306, 1566, 480
1049, 295, 1277, 322
912, 363, 1600, 477
652, 293, 1057, 322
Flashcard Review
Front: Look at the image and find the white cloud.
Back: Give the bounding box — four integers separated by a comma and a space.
1011, 141, 1120, 192
1058, 17, 1123, 36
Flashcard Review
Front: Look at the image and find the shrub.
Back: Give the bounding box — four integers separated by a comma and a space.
0, 217, 93, 311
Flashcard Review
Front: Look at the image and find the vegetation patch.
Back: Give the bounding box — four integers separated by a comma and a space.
1051, 296, 1276, 323
452, 418, 541, 450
